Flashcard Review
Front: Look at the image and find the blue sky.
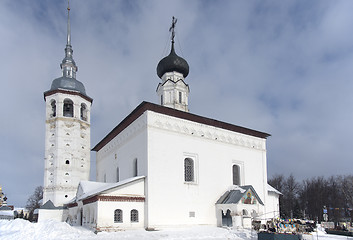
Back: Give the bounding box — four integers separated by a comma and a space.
1, 0, 353, 207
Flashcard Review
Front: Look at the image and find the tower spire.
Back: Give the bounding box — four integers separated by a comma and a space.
61, 0, 77, 79
67, 0, 71, 46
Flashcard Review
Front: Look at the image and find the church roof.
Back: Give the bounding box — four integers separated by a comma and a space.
75, 176, 145, 201
49, 76, 86, 95
157, 42, 189, 78
216, 185, 264, 205
40, 200, 65, 209
92, 101, 270, 151
0, 205, 12, 211
267, 183, 282, 195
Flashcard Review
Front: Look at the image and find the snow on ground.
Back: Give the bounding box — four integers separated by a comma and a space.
0, 219, 352, 240
0, 219, 255, 240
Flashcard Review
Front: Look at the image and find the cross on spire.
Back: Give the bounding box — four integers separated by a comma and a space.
169, 16, 177, 43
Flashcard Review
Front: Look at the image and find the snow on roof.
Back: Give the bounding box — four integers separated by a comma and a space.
77, 176, 145, 201
227, 185, 246, 193
40, 200, 64, 209
14, 207, 28, 211
0, 206, 12, 211
217, 185, 264, 205
0, 210, 14, 216
78, 181, 108, 196
267, 183, 282, 195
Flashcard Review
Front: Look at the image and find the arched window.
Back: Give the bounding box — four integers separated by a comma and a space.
63, 99, 74, 117
134, 158, 138, 177
50, 100, 56, 117
114, 209, 123, 223
179, 92, 182, 103
65, 160, 70, 165
184, 158, 194, 182
116, 167, 119, 182
80, 103, 87, 121
130, 209, 139, 222
233, 165, 240, 185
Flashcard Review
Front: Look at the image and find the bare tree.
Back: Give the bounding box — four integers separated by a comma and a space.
281, 174, 301, 219
26, 186, 43, 213
341, 175, 353, 208
268, 174, 284, 193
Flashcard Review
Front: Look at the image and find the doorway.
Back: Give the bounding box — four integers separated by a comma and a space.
222, 209, 232, 227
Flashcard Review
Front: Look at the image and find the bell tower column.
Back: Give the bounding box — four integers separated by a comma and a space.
42, 3, 93, 208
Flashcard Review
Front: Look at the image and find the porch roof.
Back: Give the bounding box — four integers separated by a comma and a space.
216, 185, 264, 205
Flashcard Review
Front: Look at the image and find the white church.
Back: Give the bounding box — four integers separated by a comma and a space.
38, 7, 280, 232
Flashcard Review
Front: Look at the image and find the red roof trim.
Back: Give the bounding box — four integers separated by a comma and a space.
92, 101, 270, 151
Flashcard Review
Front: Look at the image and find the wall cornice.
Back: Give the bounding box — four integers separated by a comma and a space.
147, 111, 266, 151
97, 113, 147, 159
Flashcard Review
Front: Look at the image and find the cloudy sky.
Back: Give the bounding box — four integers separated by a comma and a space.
1, 0, 353, 207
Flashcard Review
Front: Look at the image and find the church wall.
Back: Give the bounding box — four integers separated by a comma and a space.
264, 192, 280, 219
145, 111, 267, 228
38, 209, 65, 222
96, 113, 148, 183
96, 200, 144, 230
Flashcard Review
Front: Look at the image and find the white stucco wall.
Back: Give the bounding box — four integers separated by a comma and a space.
38, 209, 65, 222
96, 113, 148, 184
96, 200, 144, 230
265, 191, 280, 219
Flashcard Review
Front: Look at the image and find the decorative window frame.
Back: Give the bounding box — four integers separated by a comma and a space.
183, 153, 198, 184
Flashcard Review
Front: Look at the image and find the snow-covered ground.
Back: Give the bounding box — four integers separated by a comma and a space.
0, 219, 352, 240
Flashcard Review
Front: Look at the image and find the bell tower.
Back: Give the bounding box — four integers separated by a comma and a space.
42, 4, 93, 207
156, 17, 190, 112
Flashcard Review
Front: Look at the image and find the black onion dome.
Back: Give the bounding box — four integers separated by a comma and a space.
157, 43, 189, 78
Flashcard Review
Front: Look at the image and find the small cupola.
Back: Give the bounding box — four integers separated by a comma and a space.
156, 17, 190, 112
